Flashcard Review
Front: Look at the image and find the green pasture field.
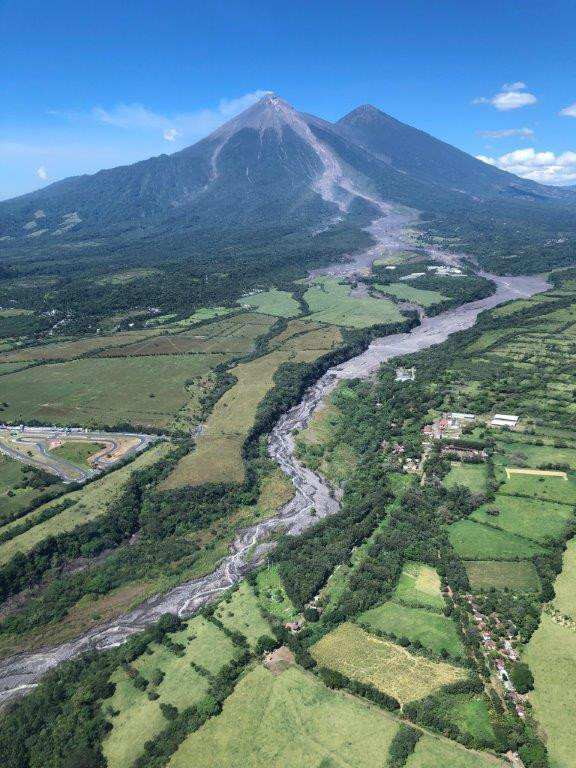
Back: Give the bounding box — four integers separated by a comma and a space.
167, 665, 399, 768
374, 281, 447, 307
524, 612, 576, 768
406, 735, 506, 768
464, 560, 541, 591
94, 268, 160, 285
303, 276, 404, 328
440, 693, 496, 744
498, 472, 576, 505
553, 538, 576, 617
465, 329, 516, 353
443, 463, 486, 494
0, 308, 34, 317
103, 615, 237, 768
0, 453, 62, 518
213, 582, 271, 647
358, 600, 464, 657
256, 565, 298, 622
163, 326, 339, 487
0, 442, 172, 564
0, 355, 227, 429
394, 562, 445, 610
311, 622, 468, 705
471, 494, 573, 543
493, 439, 576, 469
49, 441, 105, 469
490, 294, 559, 318
168, 306, 238, 327
237, 288, 301, 318
0, 328, 167, 362
0, 361, 33, 375
447, 520, 544, 561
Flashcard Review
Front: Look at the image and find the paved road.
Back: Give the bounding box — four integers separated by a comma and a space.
0, 209, 550, 709
0, 429, 156, 483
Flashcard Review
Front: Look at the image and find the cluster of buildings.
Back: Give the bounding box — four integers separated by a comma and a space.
464, 594, 525, 719
422, 412, 476, 441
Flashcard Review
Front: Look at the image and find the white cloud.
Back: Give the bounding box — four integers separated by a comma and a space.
77, 89, 271, 143
163, 128, 182, 142
478, 127, 534, 139
560, 103, 576, 117
473, 82, 537, 111
476, 148, 576, 185
36, 166, 47, 180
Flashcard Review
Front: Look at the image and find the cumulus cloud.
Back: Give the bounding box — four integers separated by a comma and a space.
473, 82, 537, 111
36, 166, 47, 180
163, 128, 182, 142
478, 127, 534, 139
560, 103, 576, 117
476, 148, 576, 185
70, 89, 272, 143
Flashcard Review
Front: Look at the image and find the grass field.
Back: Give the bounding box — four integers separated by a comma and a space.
311, 622, 468, 705
447, 519, 544, 561
213, 582, 271, 647
163, 325, 339, 487
471, 494, 573, 543
172, 306, 237, 326
441, 693, 496, 744
374, 282, 447, 307
256, 565, 298, 622
394, 562, 445, 610
0, 442, 172, 564
49, 440, 105, 469
490, 294, 559, 319
168, 665, 400, 768
552, 538, 576, 616
443, 463, 487, 493
524, 613, 576, 768
498, 472, 576, 505
358, 601, 464, 657
464, 560, 541, 591
238, 289, 301, 318
494, 439, 576, 470
406, 735, 506, 768
303, 277, 404, 328
0, 453, 62, 518
0, 355, 229, 428
103, 616, 237, 768
0, 328, 167, 362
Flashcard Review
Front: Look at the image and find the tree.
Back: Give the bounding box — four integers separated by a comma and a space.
510, 662, 534, 694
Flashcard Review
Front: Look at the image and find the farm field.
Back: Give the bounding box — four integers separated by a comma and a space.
103, 616, 237, 768
374, 281, 447, 307
406, 735, 506, 768
167, 665, 400, 768
552, 538, 576, 616
255, 566, 298, 622
443, 462, 486, 493
493, 439, 576, 469
163, 326, 340, 487
440, 693, 496, 744
497, 472, 576, 505
524, 613, 576, 768
311, 622, 467, 704
471, 494, 573, 543
213, 582, 271, 647
447, 519, 544, 560
0, 454, 62, 518
393, 562, 445, 609
0, 355, 225, 428
490, 294, 559, 318
303, 276, 404, 328
237, 288, 301, 318
358, 600, 464, 657
464, 560, 541, 591
0, 328, 167, 362
0, 442, 172, 564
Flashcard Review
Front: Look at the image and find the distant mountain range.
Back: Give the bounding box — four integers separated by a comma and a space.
1, 94, 575, 273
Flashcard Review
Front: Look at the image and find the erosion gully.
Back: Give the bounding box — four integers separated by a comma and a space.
0, 209, 549, 708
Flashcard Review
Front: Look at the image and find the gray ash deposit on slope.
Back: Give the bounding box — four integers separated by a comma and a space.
0, 227, 549, 710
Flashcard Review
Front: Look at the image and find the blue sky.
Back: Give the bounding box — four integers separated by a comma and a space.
1, 0, 576, 199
